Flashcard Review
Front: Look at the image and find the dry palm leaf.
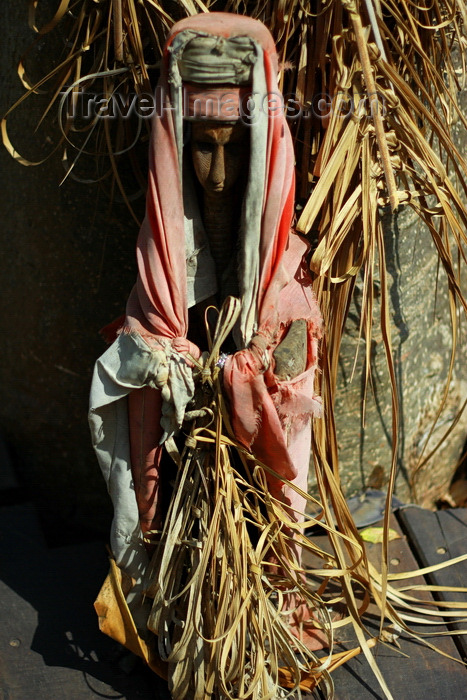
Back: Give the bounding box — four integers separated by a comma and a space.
137, 298, 467, 700
143, 299, 334, 699
290, 0, 467, 679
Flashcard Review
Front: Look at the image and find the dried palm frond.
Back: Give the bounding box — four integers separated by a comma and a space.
143, 298, 332, 698
145, 423, 333, 699
137, 298, 467, 700
286, 0, 467, 678
3, 0, 175, 222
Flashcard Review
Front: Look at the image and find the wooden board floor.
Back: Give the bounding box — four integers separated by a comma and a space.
0, 504, 159, 700
0, 502, 465, 699
310, 511, 467, 699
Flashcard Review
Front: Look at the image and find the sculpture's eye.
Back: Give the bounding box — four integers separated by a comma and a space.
196, 142, 214, 154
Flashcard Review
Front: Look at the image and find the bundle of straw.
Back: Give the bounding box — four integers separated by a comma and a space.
141, 298, 331, 698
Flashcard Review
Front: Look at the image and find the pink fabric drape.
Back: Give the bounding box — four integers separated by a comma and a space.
123, 13, 322, 533
223, 235, 322, 497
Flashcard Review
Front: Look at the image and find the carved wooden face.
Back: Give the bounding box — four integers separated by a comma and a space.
190, 121, 249, 195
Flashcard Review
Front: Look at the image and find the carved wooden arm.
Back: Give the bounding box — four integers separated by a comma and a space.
272, 319, 308, 380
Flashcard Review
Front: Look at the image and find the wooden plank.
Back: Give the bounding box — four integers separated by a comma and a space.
303, 514, 466, 699
398, 505, 467, 661
4, 502, 463, 699
0, 504, 157, 700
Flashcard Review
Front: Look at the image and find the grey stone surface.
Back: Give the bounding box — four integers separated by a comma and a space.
324, 193, 467, 506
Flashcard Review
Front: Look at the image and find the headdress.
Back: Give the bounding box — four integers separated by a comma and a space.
125, 13, 296, 345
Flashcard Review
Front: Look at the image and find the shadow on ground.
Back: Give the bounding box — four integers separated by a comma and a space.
0, 502, 170, 700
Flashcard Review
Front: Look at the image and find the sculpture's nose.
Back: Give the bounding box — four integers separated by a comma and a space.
209, 144, 225, 189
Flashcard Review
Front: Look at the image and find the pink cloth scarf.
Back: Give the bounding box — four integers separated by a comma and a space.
119, 13, 322, 534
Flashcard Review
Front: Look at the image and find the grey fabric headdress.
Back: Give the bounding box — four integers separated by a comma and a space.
168, 29, 268, 345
